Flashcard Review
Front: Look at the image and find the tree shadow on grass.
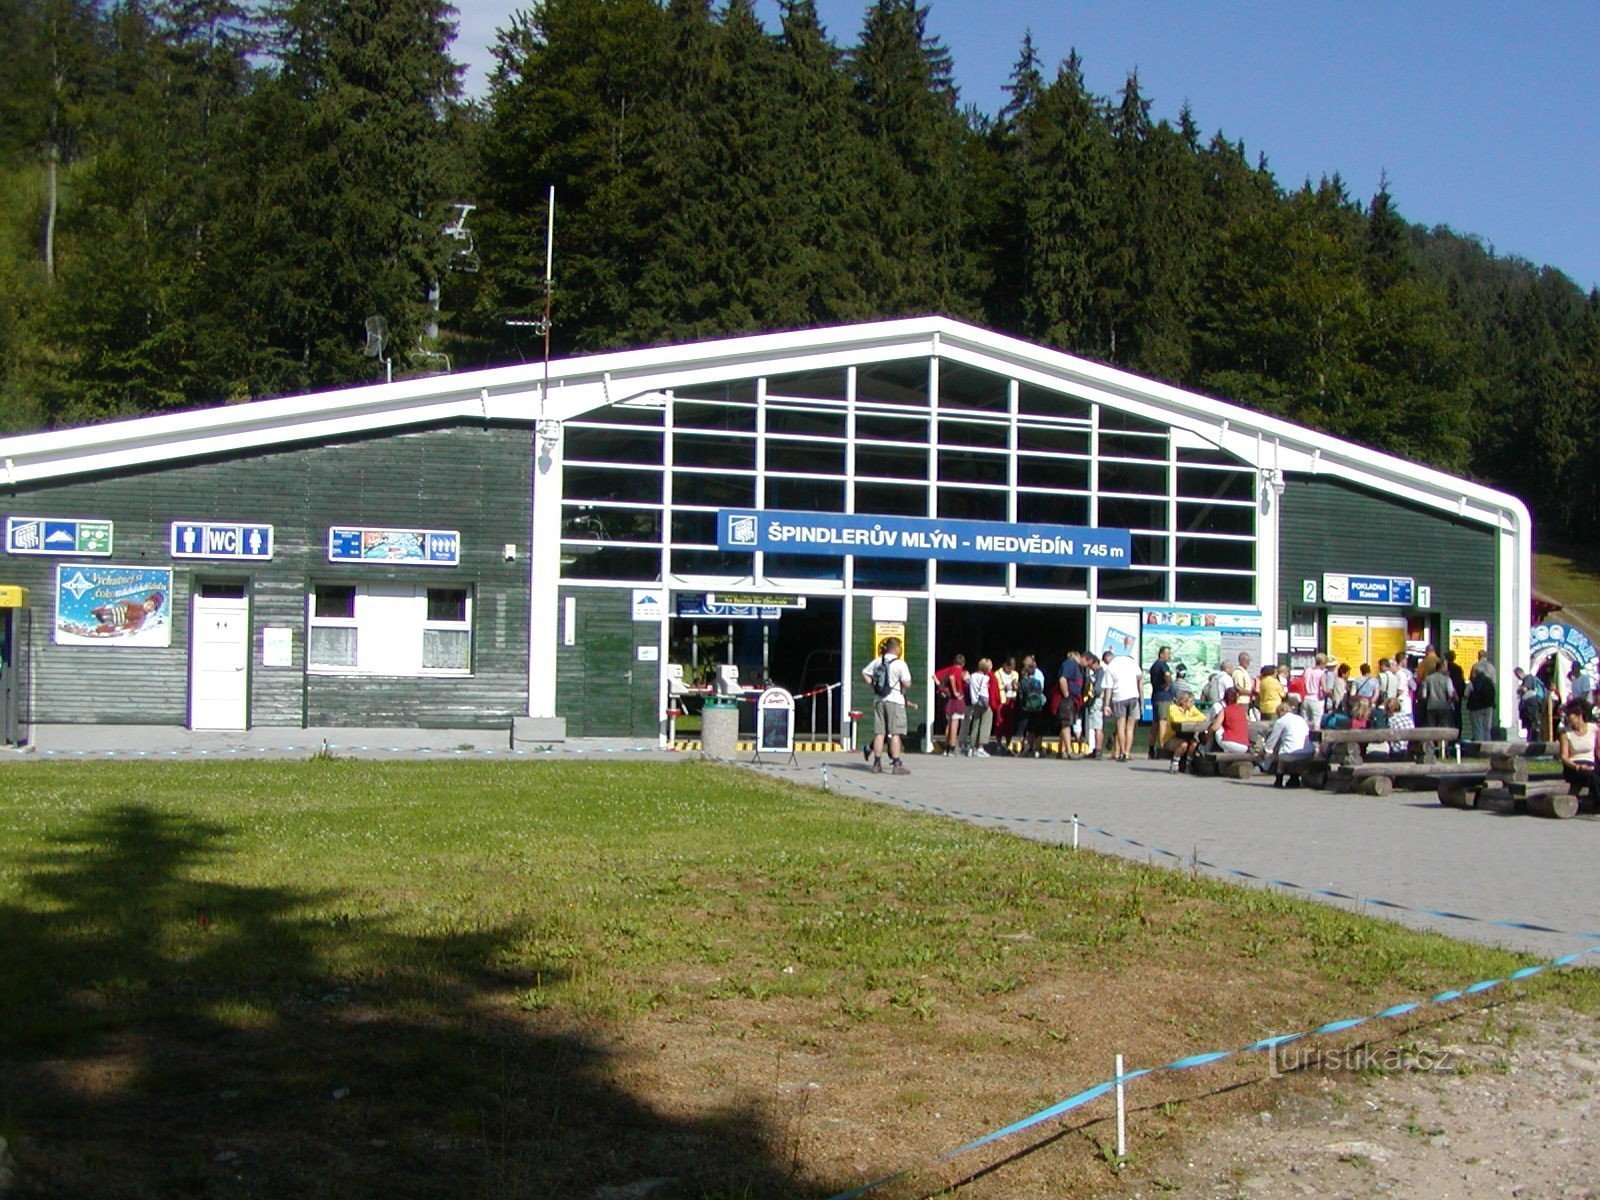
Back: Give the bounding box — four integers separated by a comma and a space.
0, 803, 816, 1199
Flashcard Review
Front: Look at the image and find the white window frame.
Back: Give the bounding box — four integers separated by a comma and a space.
307, 582, 473, 677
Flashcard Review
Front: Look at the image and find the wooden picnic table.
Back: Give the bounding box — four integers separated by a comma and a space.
1314, 726, 1459, 766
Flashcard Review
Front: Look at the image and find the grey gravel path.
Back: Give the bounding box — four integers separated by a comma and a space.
753, 750, 1600, 964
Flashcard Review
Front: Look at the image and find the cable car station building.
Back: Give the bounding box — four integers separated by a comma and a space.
0, 317, 1530, 749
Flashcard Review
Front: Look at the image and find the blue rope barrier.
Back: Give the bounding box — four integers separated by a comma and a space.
823, 941, 1600, 1200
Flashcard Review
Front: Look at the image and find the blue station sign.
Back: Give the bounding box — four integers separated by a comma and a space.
676, 595, 782, 621
171, 521, 274, 561
717, 509, 1132, 568
1323, 573, 1415, 606
328, 526, 460, 566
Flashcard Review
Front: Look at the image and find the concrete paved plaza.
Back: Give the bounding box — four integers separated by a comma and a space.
751, 750, 1600, 965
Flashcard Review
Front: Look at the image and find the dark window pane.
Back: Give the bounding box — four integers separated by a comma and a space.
1176, 572, 1256, 605
673, 398, 757, 432
1017, 565, 1089, 590
426, 587, 469, 622
674, 433, 756, 470
671, 549, 753, 576
1177, 467, 1255, 501
766, 438, 846, 474
937, 361, 1011, 413
1178, 501, 1255, 536
1131, 534, 1170, 567
1017, 491, 1090, 526
854, 483, 928, 517
764, 368, 847, 401
938, 418, 1010, 448
937, 487, 1007, 521
562, 506, 659, 542
1098, 496, 1168, 530
1017, 455, 1091, 490
766, 404, 847, 437
564, 425, 662, 465
1176, 537, 1255, 571
1098, 406, 1167, 433
764, 553, 844, 580
1097, 569, 1169, 602
856, 444, 929, 480
1099, 432, 1168, 460
314, 585, 356, 619
581, 403, 662, 427
856, 413, 929, 442
1018, 384, 1091, 420
1178, 445, 1246, 467
766, 476, 846, 512
1098, 461, 1170, 496
938, 562, 1006, 586
674, 379, 757, 404
563, 464, 663, 504
561, 546, 661, 581
673, 471, 755, 508
857, 358, 930, 408
1016, 424, 1091, 455
938, 449, 1008, 485
855, 558, 928, 588
671, 510, 718, 545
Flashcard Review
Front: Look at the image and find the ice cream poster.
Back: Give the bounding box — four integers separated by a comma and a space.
55, 565, 173, 647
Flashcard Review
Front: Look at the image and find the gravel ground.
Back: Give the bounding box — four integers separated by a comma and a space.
1096, 1003, 1600, 1199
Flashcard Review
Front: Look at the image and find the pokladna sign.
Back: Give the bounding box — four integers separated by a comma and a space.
718, 509, 1132, 568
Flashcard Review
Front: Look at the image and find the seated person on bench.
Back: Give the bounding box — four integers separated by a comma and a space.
1559, 699, 1599, 811
1209, 687, 1251, 753
1261, 694, 1314, 788
1163, 683, 1207, 774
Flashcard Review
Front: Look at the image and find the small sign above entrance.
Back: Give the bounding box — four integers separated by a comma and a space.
708, 592, 806, 609
1323, 573, 1414, 606
677, 595, 781, 620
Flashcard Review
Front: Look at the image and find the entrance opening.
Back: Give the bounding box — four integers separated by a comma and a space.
667, 596, 844, 742
934, 600, 1087, 681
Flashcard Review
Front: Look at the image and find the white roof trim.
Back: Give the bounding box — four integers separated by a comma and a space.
0, 315, 1528, 534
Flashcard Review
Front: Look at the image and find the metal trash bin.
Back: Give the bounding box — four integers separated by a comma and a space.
701, 698, 740, 760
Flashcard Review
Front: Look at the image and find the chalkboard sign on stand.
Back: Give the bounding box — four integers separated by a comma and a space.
754, 687, 796, 765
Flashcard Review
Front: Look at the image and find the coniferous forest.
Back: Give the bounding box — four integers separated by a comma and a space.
3, 0, 1598, 539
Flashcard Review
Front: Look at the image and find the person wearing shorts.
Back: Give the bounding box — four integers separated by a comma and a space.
1103, 649, 1143, 761
862, 636, 915, 775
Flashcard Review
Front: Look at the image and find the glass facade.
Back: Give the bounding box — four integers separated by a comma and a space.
557, 358, 1259, 603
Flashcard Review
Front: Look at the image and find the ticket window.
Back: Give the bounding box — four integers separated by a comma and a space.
1327, 613, 1408, 670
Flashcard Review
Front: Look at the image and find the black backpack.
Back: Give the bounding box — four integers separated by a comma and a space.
870, 657, 894, 699
1019, 674, 1045, 712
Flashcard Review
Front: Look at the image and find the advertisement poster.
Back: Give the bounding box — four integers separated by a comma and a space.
1136, 607, 1265, 719
55, 564, 173, 647
1448, 620, 1489, 668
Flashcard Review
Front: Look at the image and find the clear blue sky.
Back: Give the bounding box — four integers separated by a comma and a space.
451, 0, 1600, 293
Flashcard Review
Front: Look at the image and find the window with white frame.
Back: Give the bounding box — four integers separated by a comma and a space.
307, 582, 472, 675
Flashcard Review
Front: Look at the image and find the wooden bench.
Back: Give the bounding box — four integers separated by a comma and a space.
1191, 751, 1256, 780
1327, 759, 1485, 797
1441, 741, 1581, 817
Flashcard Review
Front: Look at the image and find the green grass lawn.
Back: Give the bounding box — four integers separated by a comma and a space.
0, 760, 1591, 1199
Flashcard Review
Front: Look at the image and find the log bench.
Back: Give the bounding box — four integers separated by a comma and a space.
1326, 760, 1486, 797
1190, 751, 1256, 780
1439, 742, 1580, 817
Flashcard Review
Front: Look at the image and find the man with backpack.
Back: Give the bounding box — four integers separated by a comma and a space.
1013, 654, 1048, 757
861, 636, 915, 774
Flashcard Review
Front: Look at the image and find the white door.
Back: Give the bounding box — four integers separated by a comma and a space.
191, 588, 250, 730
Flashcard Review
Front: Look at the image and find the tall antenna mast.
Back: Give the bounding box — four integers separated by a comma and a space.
541, 186, 555, 418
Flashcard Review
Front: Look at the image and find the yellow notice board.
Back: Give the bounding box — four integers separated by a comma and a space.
1449, 620, 1489, 667
1368, 617, 1407, 667
1328, 614, 1367, 670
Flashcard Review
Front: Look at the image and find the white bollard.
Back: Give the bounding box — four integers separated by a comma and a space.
1072, 814, 1080, 851
821, 764, 829, 792
1115, 1052, 1126, 1165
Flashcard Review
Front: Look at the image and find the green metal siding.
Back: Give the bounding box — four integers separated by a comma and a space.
1278, 475, 1497, 644
852, 597, 929, 748
1, 421, 531, 729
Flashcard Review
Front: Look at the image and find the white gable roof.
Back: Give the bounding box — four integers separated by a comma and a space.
0, 315, 1526, 535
